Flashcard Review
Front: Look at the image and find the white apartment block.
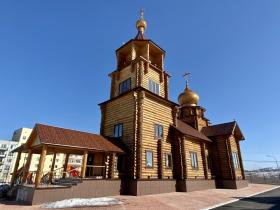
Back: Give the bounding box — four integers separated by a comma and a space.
0, 140, 18, 182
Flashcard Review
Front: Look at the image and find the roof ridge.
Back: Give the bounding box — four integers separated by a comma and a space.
35, 123, 99, 136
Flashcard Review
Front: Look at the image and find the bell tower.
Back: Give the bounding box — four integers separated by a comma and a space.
109, 10, 169, 100
100, 11, 173, 180
178, 73, 209, 131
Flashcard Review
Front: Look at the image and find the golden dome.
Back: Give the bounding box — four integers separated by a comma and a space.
136, 19, 147, 32
136, 9, 147, 34
178, 86, 199, 106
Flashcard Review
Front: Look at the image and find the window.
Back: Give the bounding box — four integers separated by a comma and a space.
22, 136, 26, 140
114, 123, 123, 138
232, 152, 239, 169
165, 153, 172, 168
146, 150, 153, 168
154, 124, 163, 139
119, 78, 131, 94
148, 79, 160, 95
56, 159, 59, 162
190, 152, 198, 169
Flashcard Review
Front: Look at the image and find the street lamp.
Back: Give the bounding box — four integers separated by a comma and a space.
266, 155, 279, 170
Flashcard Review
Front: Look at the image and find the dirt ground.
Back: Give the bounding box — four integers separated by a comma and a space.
0, 184, 278, 210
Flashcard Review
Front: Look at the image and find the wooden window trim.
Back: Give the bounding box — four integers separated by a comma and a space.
114, 123, 123, 138
145, 150, 154, 169
154, 123, 164, 140
190, 151, 199, 170
165, 153, 173, 169
232, 152, 240, 170
119, 78, 131, 95
148, 79, 160, 95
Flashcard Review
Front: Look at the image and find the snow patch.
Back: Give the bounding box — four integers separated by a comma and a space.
41, 197, 123, 209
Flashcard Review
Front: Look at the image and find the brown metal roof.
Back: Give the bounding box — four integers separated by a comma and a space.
35, 124, 124, 153
173, 120, 212, 142
201, 121, 245, 140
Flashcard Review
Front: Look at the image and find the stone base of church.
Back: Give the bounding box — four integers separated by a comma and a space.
123, 179, 177, 196
176, 179, 216, 192
216, 179, 248, 189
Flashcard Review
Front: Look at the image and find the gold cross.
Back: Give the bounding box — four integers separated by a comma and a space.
183, 72, 190, 87
140, 9, 144, 20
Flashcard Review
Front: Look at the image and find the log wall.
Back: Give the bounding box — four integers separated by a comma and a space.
141, 96, 173, 179
184, 139, 205, 179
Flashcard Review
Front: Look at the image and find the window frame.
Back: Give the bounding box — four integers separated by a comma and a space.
232, 152, 240, 169
154, 124, 164, 139
119, 78, 131, 95
190, 152, 199, 170
148, 79, 160, 95
114, 123, 123, 138
165, 153, 173, 169
145, 150, 153, 168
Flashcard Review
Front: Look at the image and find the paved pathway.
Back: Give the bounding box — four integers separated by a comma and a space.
213, 186, 280, 210
0, 184, 278, 210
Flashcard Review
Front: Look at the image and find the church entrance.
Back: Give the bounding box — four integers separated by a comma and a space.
85, 153, 106, 178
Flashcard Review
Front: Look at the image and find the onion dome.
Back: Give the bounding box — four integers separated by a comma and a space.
135, 9, 147, 40
178, 73, 199, 106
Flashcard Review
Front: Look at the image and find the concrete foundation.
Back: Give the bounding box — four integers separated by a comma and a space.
216, 179, 248, 189
176, 179, 216, 192
16, 179, 122, 205
124, 179, 177, 195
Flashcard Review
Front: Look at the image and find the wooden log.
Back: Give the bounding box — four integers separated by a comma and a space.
35, 145, 47, 188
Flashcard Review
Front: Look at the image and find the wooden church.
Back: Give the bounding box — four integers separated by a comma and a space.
12, 12, 247, 204
99, 12, 247, 194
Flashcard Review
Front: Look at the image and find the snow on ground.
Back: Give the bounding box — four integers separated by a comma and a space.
41, 197, 123, 209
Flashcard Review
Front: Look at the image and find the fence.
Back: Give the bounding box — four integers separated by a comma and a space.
246, 171, 280, 185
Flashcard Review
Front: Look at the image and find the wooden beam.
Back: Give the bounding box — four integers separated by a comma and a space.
109, 153, 116, 179
10, 151, 22, 186
181, 137, 187, 179
157, 139, 163, 179
237, 141, 246, 179
22, 150, 32, 183
201, 142, 208, 179
49, 152, 57, 182
35, 145, 47, 188
62, 153, 70, 178
81, 151, 88, 178
225, 138, 236, 180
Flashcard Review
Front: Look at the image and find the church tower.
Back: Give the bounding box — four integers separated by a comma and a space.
99, 11, 176, 182
177, 74, 209, 131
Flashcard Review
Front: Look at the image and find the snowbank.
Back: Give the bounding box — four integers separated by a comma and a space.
41, 197, 123, 209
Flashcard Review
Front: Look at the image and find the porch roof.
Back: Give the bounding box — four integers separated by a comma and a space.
173, 120, 212, 142
13, 123, 124, 154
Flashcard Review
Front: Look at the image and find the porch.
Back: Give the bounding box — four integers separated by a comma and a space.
10, 123, 125, 188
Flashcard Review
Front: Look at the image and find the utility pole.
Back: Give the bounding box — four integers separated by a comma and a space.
266, 155, 279, 170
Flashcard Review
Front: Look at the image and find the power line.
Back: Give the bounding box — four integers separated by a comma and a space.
244, 160, 276, 163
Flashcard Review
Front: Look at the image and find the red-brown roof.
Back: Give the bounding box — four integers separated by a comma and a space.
201, 121, 245, 140
35, 124, 124, 153
173, 120, 212, 142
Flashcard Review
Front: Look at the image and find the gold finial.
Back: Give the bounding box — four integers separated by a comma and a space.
136, 9, 147, 34
178, 72, 200, 106
183, 72, 190, 88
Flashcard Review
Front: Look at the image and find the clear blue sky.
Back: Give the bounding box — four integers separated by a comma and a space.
1, 1, 280, 170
